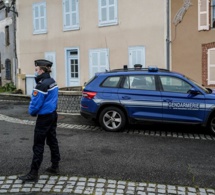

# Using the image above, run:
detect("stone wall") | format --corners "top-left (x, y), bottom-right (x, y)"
top-left (0, 90), bottom-right (82, 113)
top-left (57, 91), bottom-right (82, 113)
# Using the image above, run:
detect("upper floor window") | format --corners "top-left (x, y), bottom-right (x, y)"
top-left (63, 0), bottom-right (80, 31)
top-left (98, 0), bottom-right (118, 27)
top-left (32, 2), bottom-right (47, 34)
top-left (5, 26), bottom-right (9, 46)
top-left (212, 0), bottom-right (215, 28)
top-left (198, 0), bottom-right (215, 30)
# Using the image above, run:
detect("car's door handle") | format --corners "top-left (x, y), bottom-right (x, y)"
top-left (122, 96), bottom-right (131, 100)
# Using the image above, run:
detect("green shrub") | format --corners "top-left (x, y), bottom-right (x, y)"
top-left (0, 82), bottom-right (16, 93)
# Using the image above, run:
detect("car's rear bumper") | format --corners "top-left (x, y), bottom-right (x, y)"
top-left (80, 110), bottom-right (96, 120)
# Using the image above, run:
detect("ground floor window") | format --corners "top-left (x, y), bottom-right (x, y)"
top-left (89, 48), bottom-right (109, 78)
top-left (128, 46), bottom-right (145, 68)
top-left (5, 59), bottom-right (11, 80)
top-left (202, 42), bottom-right (215, 86)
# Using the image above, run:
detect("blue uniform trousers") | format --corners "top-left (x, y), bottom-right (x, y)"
top-left (31, 111), bottom-right (61, 171)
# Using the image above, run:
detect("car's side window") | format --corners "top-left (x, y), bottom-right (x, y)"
top-left (101, 76), bottom-right (121, 87)
top-left (123, 75), bottom-right (155, 90)
top-left (160, 76), bottom-right (192, 93)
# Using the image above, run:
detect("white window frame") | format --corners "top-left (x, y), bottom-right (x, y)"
top-left (128, 46), bottom-right (146, 68)
top-left (198, 0), bottom-right (209, 31)
top-left (63, 0), bottom-right (80, 31)
top-left (89, 48), bottom-right (109, 78)
top-left (98, 0), bottom-right (118, 27)
top-left (32, 1), bottom-right (47, 34)
top-left (208, 48), bottom-right (215, 85)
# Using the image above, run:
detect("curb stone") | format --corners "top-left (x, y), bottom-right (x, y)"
top-left (0, 175), bottom-right (214, 195)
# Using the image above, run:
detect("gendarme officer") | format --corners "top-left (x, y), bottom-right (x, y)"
top-left (19, 59), bottom-right (61, 182)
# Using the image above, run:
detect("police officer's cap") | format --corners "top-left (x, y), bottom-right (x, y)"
top-left (35, 59), bottom-right (53, 67)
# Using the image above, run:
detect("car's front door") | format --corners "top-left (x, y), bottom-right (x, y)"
top-left (118, 74), bottom-right (162, 121)
top-left (160, 75), bottom-right (206, 123)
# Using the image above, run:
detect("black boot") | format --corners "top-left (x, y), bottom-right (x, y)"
top-left (45, 164), bottom-right (59, 175)
top-left (19, 169), bottom-right (38, 182)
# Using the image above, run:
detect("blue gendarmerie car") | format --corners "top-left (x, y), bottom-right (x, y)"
top-left (80, 65), bottom-right (215, 134)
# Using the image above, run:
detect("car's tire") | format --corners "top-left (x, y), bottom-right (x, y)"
top-left (99, 107), bottom-right (126, 132)
top-left (207, 114), bottom-right (215, 135)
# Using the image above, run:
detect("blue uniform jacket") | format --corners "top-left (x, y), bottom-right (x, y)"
top-left (29, 73), bottom-right (58, 116)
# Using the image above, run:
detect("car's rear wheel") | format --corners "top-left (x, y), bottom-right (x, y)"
top-left (99, 107), bottom-right (126, 132)
top-left (208, 114), bottom-right (215, 135)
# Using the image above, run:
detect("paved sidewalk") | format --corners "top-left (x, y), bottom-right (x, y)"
top-left (0, 175), bottom-right (215, 195)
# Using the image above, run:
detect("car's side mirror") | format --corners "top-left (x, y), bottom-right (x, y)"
top-left (188, 88), bottom-right (200, 95)
top-left (206, 88), bottom-right (213, 93)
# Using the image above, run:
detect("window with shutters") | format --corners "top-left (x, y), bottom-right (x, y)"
top-left (89, 49), bottom-right (109, 78)
top-left (208, 48), bottom-right (215, 85)
top-left (32, 2), bottom-right (47, 34)
top-left (98, 0), bottom-right (118, 27)
top-left (128, 47), bottom-right (145, 68)
top-left (212, 0), bottom-right (215, 28)
top-left (63, 0), bottom-right (79, 31)
top-left (198, 0), bottom-right (209, 30)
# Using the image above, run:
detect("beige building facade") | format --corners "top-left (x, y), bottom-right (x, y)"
top-left (16, 0), bottom-right (168, 95)
top-left (171, 0), bottom-right (215, 86)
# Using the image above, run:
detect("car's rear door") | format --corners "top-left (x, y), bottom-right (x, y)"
top-left (118, 74), bottom-right (162, 121)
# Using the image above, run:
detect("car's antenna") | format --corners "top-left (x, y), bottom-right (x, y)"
top-left (105, 36), bottom-right (111, 71)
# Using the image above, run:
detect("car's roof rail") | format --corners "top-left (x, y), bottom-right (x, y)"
top-left (110, 66), bottom-right (170, 73)
top-left (110, 68), bottom-right (149, 72)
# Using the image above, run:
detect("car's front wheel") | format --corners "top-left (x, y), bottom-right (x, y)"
top-left (208, 114), bottom-right (215, 135)
top-left (99, 107), bottom-right (126, 132)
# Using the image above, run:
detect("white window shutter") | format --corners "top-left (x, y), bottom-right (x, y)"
top-left (90, 51), bottom-right (99, 78)
top-left (99, 51), bottom-right (109, 72)
top-left (89, 49), bottom-right (109, 78)
top-left (71, 0), bottom-right (79, 27)
top-left (45, 52), bottom-right (56, 80)
top-left (208, 48), bottom-right (215, 85)
top-left (129, 47), bottom-right (145, 68)
top-left (198, 0), bottom-right (209, 31)
top-left (63, 0), bottom-right (71, 29)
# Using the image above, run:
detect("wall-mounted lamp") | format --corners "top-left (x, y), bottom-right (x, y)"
top-left (3, 0), bottom-right (18, 17)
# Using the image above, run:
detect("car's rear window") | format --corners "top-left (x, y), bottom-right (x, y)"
top-left (101, 76), bottom-right (121, 88)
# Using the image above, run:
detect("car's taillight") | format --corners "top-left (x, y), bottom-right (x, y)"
top-left (82, 91), bottom-right (97, 99)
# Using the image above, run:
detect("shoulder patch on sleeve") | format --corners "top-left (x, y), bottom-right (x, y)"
top-left (33, 90), bottom-right (38, 96)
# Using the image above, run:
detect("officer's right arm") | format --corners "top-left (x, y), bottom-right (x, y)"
top-left (28, 89), bottom-right (45, 116)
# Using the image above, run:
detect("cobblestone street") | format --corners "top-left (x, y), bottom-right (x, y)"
top-left (0, 174), bottom-right (215, 195)
top-left (0, 113), bottom-right (215, 195)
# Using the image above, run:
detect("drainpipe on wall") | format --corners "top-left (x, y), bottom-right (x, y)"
top-left (12, 5), bottom-right (18, 88)
top-left (166, 0), bottom-right (170, 70)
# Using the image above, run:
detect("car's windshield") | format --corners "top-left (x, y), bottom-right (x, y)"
top-left (186, 76), bottom-right (211, 94)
